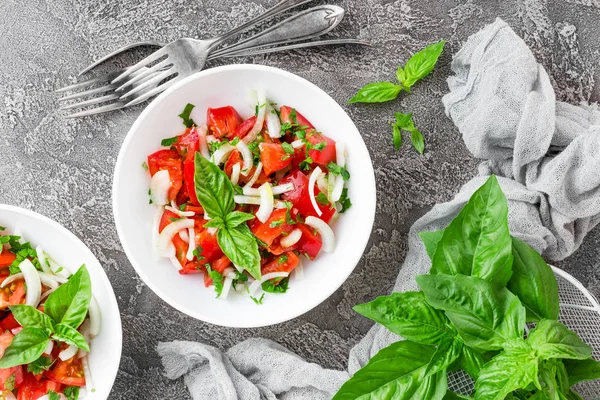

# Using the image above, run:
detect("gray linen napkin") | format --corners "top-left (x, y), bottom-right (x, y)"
top-left (158, 18), bottom-right (600, 399)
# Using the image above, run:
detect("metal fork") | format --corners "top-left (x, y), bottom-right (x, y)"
top-left (57, 5), bottom-right (357, 117)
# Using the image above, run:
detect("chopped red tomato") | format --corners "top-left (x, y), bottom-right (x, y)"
top-left (0, 280), bottom-right (26, 310)
top-left (261, 251), bottom-right (300, 275)
top-left (0, 332), bottom-right (14, 358)
top-left (259, 143), bottom-right (292, 176)
top-left (183, 204), bottom-right (204, 214)
top-left (45, 357), bottom-right (85, 387)
top-left (0, 252), bottom-right (16, 268)
top-left (147, 149), bottom-right (183, 201)
top-left (224, 150), bottom-right (243, 178)
top-left (16, 374), bottom-right (61, 400)
top-left (183, 157), bottom-right (200, 205)
top-left (250, 209), bottom-right (294, 246)
top-left (305, 131), bottom-right (336, 165)
top-left (233, 116), bottom-right (257, 140)
top-left (204, 255), bottom-right (231, 287)
top-left (194, 227), bottom-right (223, 264)
top-left (159, 210), bottom-right (189, 269)
top-left (172, 126), bottom-right (199, 157)
top-left (296, 224), bottom-right (323, 259)
top-left (0, 332), bottom-right (24, 392)
top-left (279, 171), bottom-right (335, 223)
top-left (207, 106), bottom-right (242, 138)
top-left (0, 313), bottom-right (20, 331)
top-left (158, 210), bottom-right (180, 232)
top-left (279, 106), bottom-right (315, 129)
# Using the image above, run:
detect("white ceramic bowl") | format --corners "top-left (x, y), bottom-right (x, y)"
top-left (113, 64), bottom-right (376, 328)
top-left (0, 205), bottom-right (122, 399)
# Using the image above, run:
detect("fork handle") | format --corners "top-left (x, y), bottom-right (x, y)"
top-left (210, 5), bottom-right (345, 57)
top-left (208, 0), bottom-right (314, 50)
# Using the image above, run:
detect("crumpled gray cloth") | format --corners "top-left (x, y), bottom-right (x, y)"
top-left (158, 18), bottom-right (600, 399)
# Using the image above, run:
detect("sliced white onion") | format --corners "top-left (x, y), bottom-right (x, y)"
top-left (207, 227), bottom-right (218, 235)
top-left (149, 169), bottom-right (171, 206)
top-left (234, 195), bottom-right (287, 209)
top-left (265, 103), bottom-right (282, 138)
top-left (178, 230), bottom-right (189, 243)
top-left (38, 272), bottom-right (68, 284)
top-left (331, 175), bottom-right (345, 202)
top-left (280, 228), bottom-right (302, 248)
top-left (244, 161), bottom-right (263, 188)
top-left (275, 164), bottom-right (291, 183)
top-left (40, 288), bottom-right (55, 302)
top-left (1, 390), bottom-right (16, 400)
top-left (317, 174), bottom-right (328, 194)
top-left (308, 167), bottom-right (324, 217)
top-left (206, 135), bottom-right (218, 144)
top-left (327, 172), bottom-right (336, 203)
top-left (168, 252), bottom-right (182, 271)
top-left (291, 139), bottom-right (304, 149)
top-left (1, 273), bottom-right (22, 288)
top-left (248, 272), bottom-right (290, 296)
top-left (3, 271), bottom-right (63, 291)
top-left (88, 296), bottom-right (101, 337)
top-left (236, 141), bottom-right (253, 176)
top-left (48, 258), bottom-right (71, 278)
top-left (59, 344), bottom-right (78, 361)
top-left (35, 246), bottom-right (52, 274)
top-left (81, 354), bottom-right (94, 394)
top-left (294, 260), bottom-right (304, 280)
top-left (211, 143), bottom-right (235, 165)
top-left (78, 320), bottom-right (91, 358)
top-left (243, 182), bottom-right (294, 196)
top-left (11, 228), bottom-right (25, 245)
top-left (336, 141), bottom-right (346, 167)
top-left (186, 227), bottom-right (195, 261)
top-left (157, 219), bottom-right (195, 257)
top-left (36, 395), bottom-right (66, 400)
top-left (38, 273), bottom-right (59, 290)
top-left (305, 216), bottom-right (335, 252)
top-left (20, 259), bottom-right (41, 307)
top-left (166, 205), bottom-right (194, 218)
top-left (256, 182), bottom-right (274, 223)
top-left (220, 276), bottom-right (234, 300)
top-left (152, 206), bottom-right (164, 260)
top-left (243, 89), bottom-right (267, 144)
top-left (230, 163), bottom-right (241, 186)
top-left (44, 340), bottom-right (54, 355)
top-left (198, 124), bottom-right (210, 159)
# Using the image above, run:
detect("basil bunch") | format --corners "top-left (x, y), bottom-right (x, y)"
top-left (194, 153), bottom-right (261, 280)
top-left (0, 265), bottom-right (91, 369)
top-left (334, 176), bottom-right (600, 399)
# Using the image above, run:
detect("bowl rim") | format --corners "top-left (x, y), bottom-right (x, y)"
top-left (113, 64), bottom-right (377, 327)
top-left (0, 203), bottom-right (123, 396)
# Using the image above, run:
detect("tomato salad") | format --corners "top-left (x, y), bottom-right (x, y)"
top-left (0, 227), bottom-right (100, 399)
top-left (146, 91), bottom-right (351, 302)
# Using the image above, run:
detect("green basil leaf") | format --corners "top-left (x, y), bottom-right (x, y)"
top-left (400, 41), bottom-right (446, 88)
top-left (52, 323), bottom-right (90, 352)
top-left (473, 349), bottom-right (538, 400)
top-left (392, 124), bottom-right (402, 151)
top-left (0, 328), bottom-right (49, 368)
top-left (507, 237), bottom-right (559, 322)
top-left (563, 358), bottom-right (600, 386)
top-left (44, 265), bottom-right (91, 329)
top-left (353, 291), bottom-right (455, 345)
top-left (194, 153), bottom-right (235, 219)
top-left (178, 103), bottom-right (196, 128)
top-left (348, 82), bottom-right (402, 104)
top-left (217, 224), bottom-right (261, 280)
top-left (63, 386), bottom-right (80, 400)
top-left (552, 360), bottom-right (570, 395)
top-left (528, 320), bottom-right (592, 360)
top-left (9, 304), bottom-right (55, 331)
top-left (205, 265), bottom-right (224, 297)
top-left (537, 360), bottom-right (561, 400)
top-left (566, 390), bottom-right (584, 400)
top-left (27, 355), bottom-right (54, 375)
top-left (204, 217), bottom-right (225, 229)
top-left (225, 211), bottom-right (255, 229)
top-left (457, 346), bottom-right (490, 380)
top-left (417, 274), bottom-right (525, 351)
top-left (411, 129), bottom-right (425, 154)
top-left (419, 230), bottom-right (445, 260)
top-left (332, 340), bottom-right (446, 400)
top-left (431, 175), bottom-right (514, 286)
top-left (424, 336), bottom-right (463, 376)
top-left (443, 392), bottom-right (473, 400)
top-left (160, 136), bottom-right (178, 147)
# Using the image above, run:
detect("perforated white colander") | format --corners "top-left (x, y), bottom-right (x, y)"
top-left (448, 267), bottom-right (600, 398)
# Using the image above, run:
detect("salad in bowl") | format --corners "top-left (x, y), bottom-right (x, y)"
top-left (146, 94), bottom-right (351, 301)
top-left (0, 206), bottom-right (121, 399)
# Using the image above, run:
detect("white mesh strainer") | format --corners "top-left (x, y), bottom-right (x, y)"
top-left (448, 266), bottom-right (600, 398)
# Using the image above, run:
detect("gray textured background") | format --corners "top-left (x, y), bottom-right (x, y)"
top-left (1, 0), bottom-right (599, 398)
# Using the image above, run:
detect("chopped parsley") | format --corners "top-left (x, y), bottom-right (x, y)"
top-left (281, 142), bottom-right (295, 155)
top-left (232, 270), bottom-right (248, 289)
top-left (250, 293), bottom-right (265, 305)
top-left (299, 157), bottom-right (313, 171)
top-left (270, 220), bottom-right (284, 228)
top-left (160, 136), bottom-right (178, 147)
top-left (262, 277), bottom-right (289, 293)
top-left (63, 387), bottom-right (80, 400)
top-left (179, 203), bottom-right (187, 211)
top-left (312, 142), bottom-right (327, 151)
top-left (141, 161), bottom-right (148, 171)
top-left (234, 185), bottom-right (244, 195)
top-left (148, 188), bottom-right (153, 205)
top-left (178, 103), bottom-right (197, 128)
top-left (315, 192), bottom-right (330, 206)
top-left (4, 373), bottom-right (15, 391)
top-left (278, 255), bottom-right (289, 264)
top-left (205, 265), bottom-right (224, 297)
top-left (27, 356), bottom-right (54, 375)
top-left (192, 246), bottom-right (204, 260)
top-left (47, 390), bottom-right (60, 400)
top-left (339, 188), bottom-right (352, 213)
top-left (327, 162), bottom-right (350, 181)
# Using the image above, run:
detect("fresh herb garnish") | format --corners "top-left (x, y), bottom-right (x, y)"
top-left (192, 246), bottom-right (204, 260)
top-left (47, 390), bottom-right (60, 400)
top-left (63, 386), bottom-right (80, 400)
top-left (327, 162), bottom-right (350, 181)
top-left (277, 255), bottom-right (289, 264)
top-left (333, 176), bottom-right (594, 400)
top-left (315, 192), bottom-right (330, 206)
top-left (299, 157), bottom-right (313, 171)
top-left (0, 265), bottom-right (91, 369)
top-left (27, 355), bottom-right (53, 374)
top-left (141, 161), bottom-right (148, 171)
top-left (391, 112), bottom-right (425, 154)
top-left (161, 136), bottom-right (178, 147)
top-left (250, 293), bottom-right (265, 305)
top-left (194, 154), bottom-right (261, 280)
top-left (262, 277), bottom-right (289, 293)
top-left (178, 103), bottom-right (197, 128)
top-left (205, 265), bottom-right (224, 297)
top-left (339, 188), bottom-right (352, 213)
top-left (270, 220), bottom-right (284, 228)
top-left (281, 142), bottom-right (295, 155)
top-left (312, 142), bottom-right (326, 151)
top-left (4, 373), bottom-right (15, 390)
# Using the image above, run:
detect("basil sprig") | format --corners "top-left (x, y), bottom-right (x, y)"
top-left (334, 176), bottom-right (598, 399)
top-left (0, 265), bottom-right (92, 369)
top-left (194, 153), bottom-right (261, 279)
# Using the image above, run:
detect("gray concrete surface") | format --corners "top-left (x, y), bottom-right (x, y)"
top-left (1, 0), bottom-right (599, 398)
